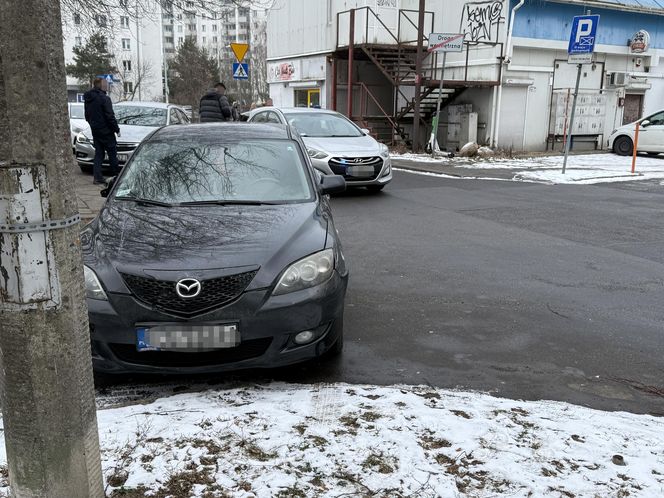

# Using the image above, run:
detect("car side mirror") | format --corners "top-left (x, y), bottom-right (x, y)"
top-left (320, 174), bottom-right (346, 195)
top-left (361, 128), bottom-right (371, 135)
top-left (640, 119), bottom-right (651, 127)
top-left (100, 177), bottom-right (116, 198)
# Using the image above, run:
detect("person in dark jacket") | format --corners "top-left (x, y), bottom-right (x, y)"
top-left (199, 82), bottom-right (232, 122)
top-left (84, 77), bottom-right (120, 184)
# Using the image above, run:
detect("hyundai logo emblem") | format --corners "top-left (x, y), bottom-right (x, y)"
top-left (175, 278), bottom-right (201, 299)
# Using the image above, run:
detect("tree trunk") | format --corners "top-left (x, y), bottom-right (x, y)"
top-left (0, 0), bottom-right (104, 496)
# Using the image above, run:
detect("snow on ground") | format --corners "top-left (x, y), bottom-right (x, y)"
top-left (392, 152), bottom-right (664, 185)
top-left (2, 383), bottom-right (663, 497)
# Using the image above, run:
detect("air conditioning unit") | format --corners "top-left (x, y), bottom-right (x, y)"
top-left (607, 72), bottom-right (627, 87)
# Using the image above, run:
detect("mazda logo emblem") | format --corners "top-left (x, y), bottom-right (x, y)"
top-left (175, 278), bottom-right (201, 299)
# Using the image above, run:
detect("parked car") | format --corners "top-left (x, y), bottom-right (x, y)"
top-left (69, 102), bottom-right (87, 151)
top-left (81, 123), bottom-right (348, 374)
top-left (608, 109), bottom-right (664, 156)
top-left (75, 102), bottom-right (190, 173)
top-left (248, 107), bottom-right (392, 191)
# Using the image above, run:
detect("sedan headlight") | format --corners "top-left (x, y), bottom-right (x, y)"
top-left (378, 143), bottom-right (390, 158)
top-left (307, 148), bottom-right (328, 160)
top-left (273, 249), bottom-right (335, 295)
top-left (76, 132), bottom-right (91, 144)
top-left (84, 265), bottom-right (107, 300)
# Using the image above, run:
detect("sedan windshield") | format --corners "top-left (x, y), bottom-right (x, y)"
top-left (114, 139), bottom-right (313, 204)
top-left (115, 106), bottom-right (167, 127)
top-left (285, 112), bottom-right (363, 138)
top-left (69, 104), bottom-right (85, 119)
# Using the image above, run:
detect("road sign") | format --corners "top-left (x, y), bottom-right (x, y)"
top-left (428, 33), bottom-right (464, 53)
top-left (567, 53), bottom-right (593, 64)
top-left (568, 15), bottom-right (600, 54)
top-left (76, 93), bottom-right (85, 103)
top-left (230, 42), bottom-right (249, 62)
top-left (97, 74), bottom-right (114, 85)
top-left (233, 62), bottom-right (249, 80)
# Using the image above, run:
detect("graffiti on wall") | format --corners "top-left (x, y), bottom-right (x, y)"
top-left (460, 0), bottom-right (504, 43)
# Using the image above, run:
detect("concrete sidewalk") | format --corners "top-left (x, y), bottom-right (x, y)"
top-left (72, 164), bottom-right (106, 224)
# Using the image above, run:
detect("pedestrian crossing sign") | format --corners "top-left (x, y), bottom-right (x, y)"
top-left (233, 62), bottom-right (249, 80)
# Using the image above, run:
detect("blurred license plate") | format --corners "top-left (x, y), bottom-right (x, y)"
top-left (347, 165), bottom-right (374, 177)
top-left (136, 323), bottom-right (240, 351)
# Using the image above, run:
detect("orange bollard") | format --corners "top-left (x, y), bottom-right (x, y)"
top-left (632, 122), bottom-right (640, 174)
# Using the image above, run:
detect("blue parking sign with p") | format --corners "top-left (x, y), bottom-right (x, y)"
top-left (568, 15), bottom-right (600, 54)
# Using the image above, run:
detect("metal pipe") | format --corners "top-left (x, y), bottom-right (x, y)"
top-left (331, 56), bottom-right (337, 111)
top-left (347, 9), bottom-right (355, 119)
top-left (411, 0), bottom-right (426, 152)
top-left (495, 0), bottom-right (525, 148)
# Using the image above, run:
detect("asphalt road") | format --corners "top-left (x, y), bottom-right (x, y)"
top-left (96, 171), bottom-right (664, 415)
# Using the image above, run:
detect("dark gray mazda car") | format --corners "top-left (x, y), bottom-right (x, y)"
top-left (81, 123), bottom-right (348, 374)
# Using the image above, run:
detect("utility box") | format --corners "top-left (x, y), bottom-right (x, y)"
top-left (446, 104), bottom-right (473, 150)
top-left (460, 112), bottom-right (478, 145)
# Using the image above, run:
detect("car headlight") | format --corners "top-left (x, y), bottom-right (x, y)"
top-left (76, 132), bottom-right (91, 144)
top-left (378, 143), bottom-right (390, 158)
top-left (273, 249), bottom-right (335, 295)
top-left (307, 148), bottom-right (328, 160)
top-left (84, 265), bottom-right (107, 300)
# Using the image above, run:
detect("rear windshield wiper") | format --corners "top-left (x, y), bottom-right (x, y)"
top-left (114, 196), bottom-right (174, 207)
top-left (179, 200), bottom-right (278, 206)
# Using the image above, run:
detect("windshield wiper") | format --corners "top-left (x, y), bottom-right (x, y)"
top-left (179, 200), bottom-right (278, 206)
top-left (114, 196), bottom-right (174, 207)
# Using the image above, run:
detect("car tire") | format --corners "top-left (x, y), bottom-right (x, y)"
top-left (79, 164), bottom-right (93, 174)
top-left (366, 185), bottom-right (385, 193)
top-left (613, 136), bottom-right (633, 156)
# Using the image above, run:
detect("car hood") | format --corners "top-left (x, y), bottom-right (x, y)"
top-left (75, 123), bottom-right (157, 143)
top-left (303, 135), bottom-right (381, 156)
top-left (85, 200), bottom-right (328, 292)
top-left (70, 118), bottom-right (87, 133)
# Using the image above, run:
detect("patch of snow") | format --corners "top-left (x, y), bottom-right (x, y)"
top-left (2, 383), bottom-right (662, 497)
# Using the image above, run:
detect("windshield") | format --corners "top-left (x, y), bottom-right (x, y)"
top-left (114, 139), bottom-right (313, 204)
top-left (69, 104), bottom-right (85, 119)
top-left (285, 112), bottom-right (363, 138)
top-left (114, 106), bottom-right (168, 127)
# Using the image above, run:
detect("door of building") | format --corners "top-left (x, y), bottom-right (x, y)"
top-left (623, 94), bottom-right (643, 125)
top-left (295, 88), bottom-right (320, 108)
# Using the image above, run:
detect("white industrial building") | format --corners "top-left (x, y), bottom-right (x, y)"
top-left (266, 0), bottom-right (664, 152)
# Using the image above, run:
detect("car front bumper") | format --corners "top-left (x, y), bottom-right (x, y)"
top-left (75, 141), bottom-right (137, 168)
top-left (88, 271), bottom-right (348, 374)
top-left (310, 156), bottom-right (392, 187)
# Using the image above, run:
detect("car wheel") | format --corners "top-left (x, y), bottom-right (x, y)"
top-left (366, 185), bottom-right (385, 193)
top-left (613, 136), bottom-right (633, 156)
top-left (79, 164), bottom-right (93, 174)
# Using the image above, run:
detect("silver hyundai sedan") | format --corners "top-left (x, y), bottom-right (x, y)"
top-left (248, 107), bottom-right (392, 192)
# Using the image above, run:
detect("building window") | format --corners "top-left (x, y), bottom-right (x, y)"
top-left (201, 24), bottom-right (206, 32)
top-left (188, 24), bottom-right (196, 31)
top-left (213, 36), bottom-right (218, 43)
top-left (120, 16), bottom-right (130, 29)
top-left (177, 14), bottom-right (182, 20)
top-left (74, 13), bottom-right (81, 25)
top-left (122, 38), bottom-right (131, 50)
top-left (164, 25), bottom-right (173, 32)
top-left (177, 25), bottom-right (183, 32)
top-left (212, 24), bottom-right (218, 32)
top-left (75, 36), bottom-right (82, 46)
top-left (178, 36), bottom-right (183, 44)
top-left (122, 60), bottom-right (132, 71)
top-left (95, 15), bottom-right (107, 27)
top-left (166, 36), bottom-right (174, 44)
top-left (202, 36), bottom-right (206, 43)
top-left (123, 81), bottom-right (133, 94)
top-left (119, 0), bottom-right (128, 7)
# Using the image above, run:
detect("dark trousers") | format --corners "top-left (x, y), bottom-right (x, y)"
top-left (92, 132), bottom-right (119, 181)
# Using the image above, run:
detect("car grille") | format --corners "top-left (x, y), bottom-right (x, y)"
top-left (117, 143), bottom-right (139, 152)
top-left (328, 156), bottom-right (383, 181)
top-left (121, 270), bottom-right (257, 317)
top-left (108, 338), bottom-right (272, 367)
